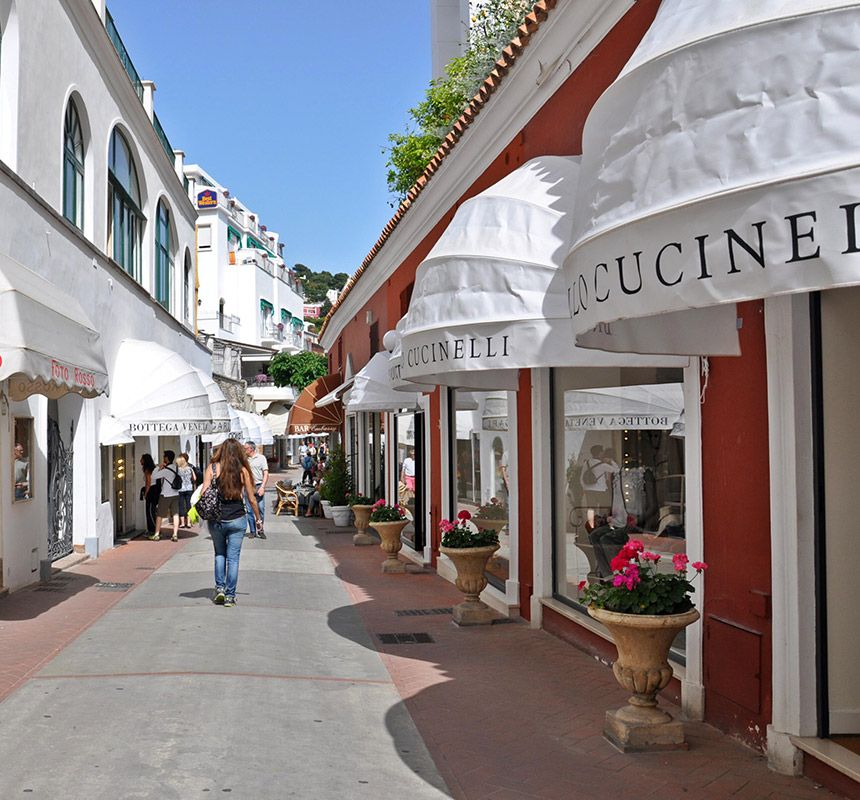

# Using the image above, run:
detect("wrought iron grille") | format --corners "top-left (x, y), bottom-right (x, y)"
top-left (47, 418), bottom-right (74, 561)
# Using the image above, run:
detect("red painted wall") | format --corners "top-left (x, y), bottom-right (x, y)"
top-left (700, 300), bottom-right (773, 749)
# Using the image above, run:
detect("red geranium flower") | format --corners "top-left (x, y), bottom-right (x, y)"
top-left (457, 510), bottom-right (472, 521)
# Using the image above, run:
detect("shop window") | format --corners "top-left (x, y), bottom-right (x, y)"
top-left (551, 367), bottom-right (686, 653)
top-left (62, 99), bottom-right (84, 229)
top-left (396, 411), bottom-right (423, 550)
top-left (154, 200), bottom-right (173, 310)
top-left (13, 417), bottom-right (33, 502)
top-left (107, 128), bottom-right (143, 278)
top-left (450, 390), bottom-right (511, 589)
top-left (100, 445), bottom-right (111, 503)
top-left (198, 224), bottom-right (212, 250)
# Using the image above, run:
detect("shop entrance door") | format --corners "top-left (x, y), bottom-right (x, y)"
top-left (396, 411), bottom-right (425, 552)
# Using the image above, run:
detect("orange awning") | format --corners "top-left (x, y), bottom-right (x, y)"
top-left (286, 373), bottom-right (344, 435)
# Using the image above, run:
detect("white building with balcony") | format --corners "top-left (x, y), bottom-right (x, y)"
top-left (183, 164), bottom-right (306, 354)
top-left (0, 0), bottom-right (219, 593)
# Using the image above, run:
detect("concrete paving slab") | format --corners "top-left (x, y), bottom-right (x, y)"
top-left (154, 548), bottom-right (335, 576)
top-left (37, 605), bottom-right (389, 682)
top-left (0, 675), bottom-right (450, 800)
top-left (116, 571), bottom-right (352, 611)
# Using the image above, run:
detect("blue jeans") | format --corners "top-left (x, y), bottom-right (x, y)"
top-left (210, 517), bottom-right (246, 598)
top-left (245, 486), bottom-right (265, 535)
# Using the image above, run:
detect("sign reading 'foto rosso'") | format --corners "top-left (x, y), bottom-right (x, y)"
top-left (52, 359), bottom-right (96, 391)
top-left (197, 189), bottom-right (218, 210)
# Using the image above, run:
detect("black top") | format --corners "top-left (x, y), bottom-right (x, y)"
top-left (212, 465), bottom-right (246, 521)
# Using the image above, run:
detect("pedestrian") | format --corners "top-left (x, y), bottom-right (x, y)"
top-left (139, 453), bottom-right (159, 534)
top-left (298, 440), bottom-right (308, 463)
top-left (175, 454), bottom-right (195, 529)
top-left (305, 478), bottom-right (323, 517)
top-left (243, 440), bottom-right (269, 539)
top-left (149, 450), bottom-right (182, 542)
top-left (201, 438), bottom-right (261, 607)
top-left (301, 449), bottom-right (314, 485)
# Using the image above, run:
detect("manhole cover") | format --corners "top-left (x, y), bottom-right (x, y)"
top-left (94, 582), bottom-right (134, 592)
top-left (377, 633), bottom-right (435, 644)
top-left (394, 608), bottom-right (452, 617)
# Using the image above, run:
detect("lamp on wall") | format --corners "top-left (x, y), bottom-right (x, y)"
top-left (365, 310), bottom-right (374, 325)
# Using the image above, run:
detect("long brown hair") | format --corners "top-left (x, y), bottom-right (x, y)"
top-left (211, 438), bottom-right (250, 499)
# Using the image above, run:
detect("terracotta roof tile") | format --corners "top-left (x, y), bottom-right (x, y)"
top-left (320, 0), bottom-right (557, 338)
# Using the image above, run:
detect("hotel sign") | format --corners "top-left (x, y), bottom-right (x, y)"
top-left (196, 189), bottom-right (218, 210)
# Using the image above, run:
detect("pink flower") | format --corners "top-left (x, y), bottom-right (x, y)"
top-left (610, 554), bottom-right (630, 572)
top-left (612, 574), bottom-right (627, 588)
top-left (672, 553), bottom-right (689, 572)
top-left (691, 561), bottom-right (708, 572)
top-left (641, 551), bottom-right (661, 562)
top-left (577, 580), bottom-right (587, 591)
top-left (626, 539), bottom-right (645, 554)
top-left (372, 499), bottom-right (384, 509)
top-left (457, 510), bottom-right (472, 521)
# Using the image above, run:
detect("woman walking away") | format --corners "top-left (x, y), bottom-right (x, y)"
top-left (200, 439), bottom-right (261, 607)
top-left (140, 454), bottom-right (158, 534)
top-left (176, 454), bottom-right (195, 529)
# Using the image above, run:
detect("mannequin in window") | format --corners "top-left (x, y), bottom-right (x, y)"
top-left (587, 449), bottom-right (630, 577)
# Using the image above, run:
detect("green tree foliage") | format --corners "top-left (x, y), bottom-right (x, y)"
top-left (320, 446), bottom-right (353, 506)
top-left (268, 351), bottom-right (328, 391)
top-left (294, 263), bottom-right (349, 305)
top-left (385, 0), bottom-right (533, 199)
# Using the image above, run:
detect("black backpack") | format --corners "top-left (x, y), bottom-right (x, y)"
top-left (191, 464), bottom-right (204, 487)
top-left (581, 459), bottom-right (599, 486)
top-left (164, 466), bottom-right (183, 491)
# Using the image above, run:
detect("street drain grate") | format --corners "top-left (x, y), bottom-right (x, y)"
top-left (135, 566), bottom-right (156, 570)
top-left (35, 585), bottom-right (69, 592)
top-left (395, 608), bottom-right (453, 617)
top-left (94, 582), bottom-right (134, 592)
top-left (377, 633), bottom-right (435, 645)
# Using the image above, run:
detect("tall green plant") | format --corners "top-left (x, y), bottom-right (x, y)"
top-left (320, 446), bottom-right (353, 506)
top-left (268, 351), bottom-right (327, 390)
top-left (385, 0), bottom-right (533, 199)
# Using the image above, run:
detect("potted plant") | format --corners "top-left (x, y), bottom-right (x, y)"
top-left (438, 510), bottom-right (500, 625)
top-left (368, 500), bottom-right (409, 573)
top-left (473, 497), bottom-right (508, 533)
top-left (349, 494), bottom-right (376, 546)
top-left (581, 541), bottom-right (707, 752)
top-left (320, 447), bottom-right (352, 527)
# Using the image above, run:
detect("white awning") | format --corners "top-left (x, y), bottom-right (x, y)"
top-left (386, 321), bottom-right (430, 394)
top-left (566, 0), bottom-right (860, 355)
top-left (255, 413), bottom-right (275, 445)
top-left (346, 352), bottom-right (421, 413)
top-left (110, 340), bottom-right (212, 435)
top-left (0, 253), bottom-right (109, 400)
top-left (202, 405), bottom-right (243, 445)
top-left (98, 415), bottom-right (134, 446)
top-left (193, 367), bottom-right (231, 433)
top-left (400, 157), bottom-right (685, 388)
top-left (234, 410), bottom-right (274, 445)
top-left (262, 401), bottom-right (290, 436)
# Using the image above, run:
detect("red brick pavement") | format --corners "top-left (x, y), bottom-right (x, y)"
top-left (306, 517), bottom-right (845, 800)
top-left (0, 529), bottom-right (195, 702)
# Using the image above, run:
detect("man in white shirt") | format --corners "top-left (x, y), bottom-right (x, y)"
top-left (149, 450), bottom-right (181, 542)
top-left (244, 441), bottom-right (269, 539)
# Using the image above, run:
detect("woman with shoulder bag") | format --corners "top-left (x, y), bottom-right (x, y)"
top-left (139, 453), bottom-right (159, 534)
top-left (199, 439), bottom-right (262, 607)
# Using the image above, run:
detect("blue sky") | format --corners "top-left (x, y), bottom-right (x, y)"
top-left (106, 1), bottom-right (431, 276)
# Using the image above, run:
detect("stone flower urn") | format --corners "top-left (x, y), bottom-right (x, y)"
top-left (439, 544), bottom-right (500, 625)
top-left (369, 520), bottom-right (409, 573)
top-left (473, 518), bottom-right (507, 533)
top-left (351, 504), bottom-right (375, 546)
top-left (588, 605), bottom-right (700, 752)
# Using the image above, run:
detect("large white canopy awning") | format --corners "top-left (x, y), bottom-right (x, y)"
top-left (193, 367), bottom-right (231, 433)
top-left (235, 410), bottom-right (275, 446)
top-left (0, 253), bottom-right (109, 400)
top-left (110, 340), bottom-right (212, 436)
top-left (386, 322), bottom-right (431, 394)
top-left (565, 0), bottom-right (860, 356)
top-left (400, 157), bottom-right (684, 388)
top-left (316, 377), bottom-right (353, 408)
top-left (346, 352), bottom-right (421, 413)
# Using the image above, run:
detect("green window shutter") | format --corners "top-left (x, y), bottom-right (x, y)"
top-left (260, 299), bottom-right (274, 313)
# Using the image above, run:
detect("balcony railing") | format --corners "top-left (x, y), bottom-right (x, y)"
top-left (152, 112), bottom-right (173, 162)
top-left (262, 322), bottom-right (285, 343)
top-left (199, 312), bottom-right (241, 334)
top-left (238, 248), bottom-right (275, 277)
top-left (105, 10), bottom-right (143, 102)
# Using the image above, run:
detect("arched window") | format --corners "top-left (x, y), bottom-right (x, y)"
top-left (63, 100), bottom-right (84, 229)
top-left (154, 200), bottom-right (172, 309)
top-left (107, 128), bottom-right (143, 278)
top-left (183, 249), bottom-right (192, 323)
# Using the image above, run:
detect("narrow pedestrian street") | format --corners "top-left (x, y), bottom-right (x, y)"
top-left (0, 483), bottom-right (844, 799)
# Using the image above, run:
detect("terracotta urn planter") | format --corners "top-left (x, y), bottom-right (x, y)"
top-left (439, 544), bottom-right (500, 625)
top-left (351, 504), bottom-right (375, 546)
top-left (369, 519), bottom-right (409, 573)
top-left (588, 605), bottom-right (700, 752)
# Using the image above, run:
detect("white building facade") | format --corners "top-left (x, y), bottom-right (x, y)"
top-left (0, 0), bottom-right (213, 593)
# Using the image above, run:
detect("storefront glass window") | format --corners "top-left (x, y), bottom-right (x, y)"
top-left (451, 390), bottom-right (512, 589)
top-left (396, 411), bottom-right (424, 550)
top-left (12, 417), bottom-right (33, 502)
top-left (552, 367), bottom-right (686, 651)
